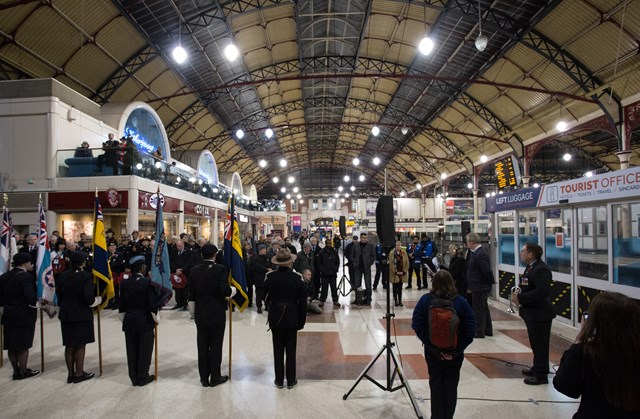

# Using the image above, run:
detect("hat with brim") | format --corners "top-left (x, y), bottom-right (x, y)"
top-left (12, 252), bottom-right (33, 266)
top-left (128, 255), bottom-right (146, 267)
top-left (271, 248), bottom-right (296, 266)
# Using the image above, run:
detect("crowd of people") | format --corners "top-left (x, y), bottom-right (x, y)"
top-left (2, 229), bottom-right (639, 418)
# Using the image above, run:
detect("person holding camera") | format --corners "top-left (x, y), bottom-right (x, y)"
top-left (554, 292), bottom-right (640, 418)
top-left (264, 248), bottom-right (307, 389)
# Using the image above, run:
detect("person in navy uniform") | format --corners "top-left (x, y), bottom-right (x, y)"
top-left (406, 235), bottom-right (422, 289)
top-left (512, 242), bottom-right (556, 385)
top-left (264, 248), bottom-right (307, 389)
top-left (187, 244), bottom-right (235, 387)
top-left (119, 255), bottom-right (159, 386)
top-left (56, 252), bottom-right (101, 383)
top-left (0, 253), bottom-right (39, 380)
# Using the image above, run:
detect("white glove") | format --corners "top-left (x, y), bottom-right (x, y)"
top-left (118, 312), bottom-right (125, 322)
top-left (151, 311), bottom-right (159, 324)
top-left (35, 300), bottom-right (43, 309)
top-left (228, 286), bottom-right (237, 299)
top-left (188, 301), bottom-right (195, 317)
top-left (90, 296), bottom-right (102, 308)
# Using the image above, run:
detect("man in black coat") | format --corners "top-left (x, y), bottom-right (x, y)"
top-left (512, 242), bottom-right (556, 385)
top-left (343, 235), bottom-right (358, 288)
top-left (188, 244), bottom-right (234, 387)
top-left (264, 248), bottom-right (307, 389)
top-left (465, 233), bottom-right (494, 338)
top-left (248, 244), bottom-right (270, 313)
top-left (0, 253), bottom-right (39, 380)
top-left (170, 239), bottom-right (201, 310)
top-left (119, 255), bottom-right (158, 386)
top-left (318, 239), bottom-right (340, 308)
top-left (351, 233), bottom-right (376, 306)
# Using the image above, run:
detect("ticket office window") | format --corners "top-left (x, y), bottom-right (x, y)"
top-left (498, 212), bottom-right (515, 265)
top-left (612, 202), bottom-right (640, 288)
top-left (544, 208), bottom-right (571, 275)
top-left (576, 206), bottom-right (608, 280)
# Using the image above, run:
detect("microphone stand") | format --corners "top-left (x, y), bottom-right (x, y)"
top-left (343, 246), bottom-right (423, 418)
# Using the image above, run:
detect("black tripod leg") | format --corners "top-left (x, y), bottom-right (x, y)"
top-left (342, 344), bottom-right (388, 400)
top-left (388, 348), bottom-right (424, 418)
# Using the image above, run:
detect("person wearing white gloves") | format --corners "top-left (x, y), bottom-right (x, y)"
top-left (188, 244), bottom-right (235, 388)
top-left (119, 255), bottom-right (158, 386)
top-left (55, 251), bottom-right (101, 383)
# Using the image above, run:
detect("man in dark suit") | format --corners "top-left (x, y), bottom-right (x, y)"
top-left (119, 255), bottom-right (158, 386)
top-left (20, 234), bottom-right (39, 264)
top-left (351, 232), bottom-right (376, 306)
top-left (465, 233), bottom-right (494, 338)
top-left (170, 239), bottom-right (201, 310)
top-left (512, 242), bottom-right (556, 385)
top-left (188, 244), bottom-right (233, 387)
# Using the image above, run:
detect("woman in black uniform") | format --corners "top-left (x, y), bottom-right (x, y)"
top-left (0, 253), bottom-right (39, 380)
top-left (56, 252), bottom-right (101, 383)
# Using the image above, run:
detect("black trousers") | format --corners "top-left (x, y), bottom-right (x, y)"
top-left (174, 287), bottom-right (187, 307)
top-left (124, 329), bottom-right (154, 385)
top-left (524, 318), bottom-right (552, 378)
top-left (312, 272), bottom-right (321, 299)
top-left (426, 353), bottom-right (464, 419)
top-left (196, 322), bottom-right (226, 382)
top-left (246, 276), bottom-right (254, 306)
top-left (471, 290), bottom-right (492, 336)
top-left (255, 286), bottom-right (265, 309)
top-left (320, 275), bottom-right (338, 302)
top-left (408, 263), bottom-right (421, 287)
top-left (392, 282), bottom-right (403, 303)
top-left (272, 328), bottom-right (297, 385)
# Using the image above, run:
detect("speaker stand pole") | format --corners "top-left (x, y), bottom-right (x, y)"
top-left (343, 253), bottom-right (424, 419)
top-left (337, 238), bottom-right (352, 297)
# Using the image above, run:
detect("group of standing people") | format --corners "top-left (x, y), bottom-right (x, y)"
top-left (75, 133), bottom-right (142, 176)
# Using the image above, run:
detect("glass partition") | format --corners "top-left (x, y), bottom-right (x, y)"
top-left (612, 202), bottom-right (640, 287)
top-left (519, 209), bottom-right (539, 247)
top-left (577, 206), bottom-right (608, 280)
top-left (544, 208), bottom-right (571, 274)
top-left (498, 211), bottom-right (515, 265)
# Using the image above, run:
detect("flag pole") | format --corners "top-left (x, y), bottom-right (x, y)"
top-left (94, 188), bottom-right (104, 376)
top-left (154, 325), bottom-right (158, 380)
top-left (1, 193), bottom-right (7, 368)
top-left (38, 194), bottom-right (45, 372)
top-left (154, 186), bottom-right (160, 381)
top-left (228, 299), bottom-right (232, 379)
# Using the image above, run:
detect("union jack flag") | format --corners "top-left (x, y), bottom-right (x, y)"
top-left (36, 200), bottom-right (56, 304)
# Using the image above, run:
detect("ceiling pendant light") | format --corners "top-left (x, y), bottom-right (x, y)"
top-left (372, 156), bottom-right (381, 166)
top-left (259, 159), bottom-right (267, 168)
top-left (235, 129), bottom-right (244, 139)
top-left (401, 126), bottom-right (409, 135)
top-left (172, 45), bottom-right (187, 64)
top-left (279, 158), bottom-right (287, 168)
top-left (224, 44), bottom-right (239, 61)
top-left (343, 175), bottom-right (350, 182)
top-left (265, 128), bottom-right (274, 139)
top-left (475, 0), bottom-right (488, 52)
top-left (352, 157), bottom-right (360, 166)
top-left (359, 174), bottom-right (365, 182)
top-left (371, 126), bottom-right (380, 136)
top-left (480, 154), bottom-right (488, 163)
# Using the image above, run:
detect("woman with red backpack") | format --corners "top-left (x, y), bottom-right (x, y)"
top-left (411, 270), bottom-right (476, 419)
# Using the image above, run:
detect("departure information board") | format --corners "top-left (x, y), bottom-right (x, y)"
top-left (495, 155), bottom-right (521, 189)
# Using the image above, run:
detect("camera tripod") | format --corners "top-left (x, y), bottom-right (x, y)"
top-left (337, 237), bottom-right (353, 297)
top-left (343, 251), bottom-right (424, 418)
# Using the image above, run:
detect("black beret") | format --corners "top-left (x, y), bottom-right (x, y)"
top-left (201, 244), bottom-right (218, 255)
top-left (13, 252), bottom-right (33, 266)
top-left (69, 251), bottom-right (86, 264)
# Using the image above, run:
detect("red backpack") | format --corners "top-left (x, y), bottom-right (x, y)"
top-left (428, 295), bottom-right (460, 351)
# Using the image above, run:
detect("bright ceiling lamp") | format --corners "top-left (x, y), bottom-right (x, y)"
top-left (235, 129), bottom-right (244, 139)
top-left (401, 126), bottom-right (409, 135)
top-left (352, 157), bottom-right (360, 166)
top-left (334, 193), bottom-right (339, 198)
top-left (418, 36), bottom-right (434, 55)
top-left (416, 183), bottom-right (422, 190)
top-left (259, 159), bottom-right (267, 168)
top-left (344, 175), bottom-right (350, 182)
top-left (272, 176), bottom-right (279, 183)
top-left (563, 153), bottom-right (572, 161)
top-left (400, 191), bottom-right (406, 197)
top-left (467, 183), bottom-right (473, 189)
top-left (350, 185), bottom-right (355, 191)
top-left (338, 186), bottom-right (344, 192)
top-left (279, 158), bottom-right (287, 168)
top-left (475, 0), bottom-right (488, 52)
top-left (359, 174), bottom-right (365, 182)
top-left (372, 156), bottom-right (381, 166)
top-left (371, 126), bottom-right (380, 136)
top-left (224, 44), bottom-right (239, 61)
top-left (265, 128), bottom-right (274, 139)
top-left (345, 193), bottom-right (350, 198)
top-left (280, 187), bottom-right (286, 193)
top-left (440, 173), bottom-right (448, 180)
top-left (287, 176), bottom-right (295, 184)
top-left (296, 194), bottom-right (301, 199)
top-left (172, 45), bottom-right (187, 64)
top-left (556, 121), bottom-right (568, 132)
top-left (480, 154), bottom-right (488, 163)
top-left (293, 186), bottom-right (299, 193)
top-left (286, 194), bottom-right (291, 199)
top-left (585, 171), bottom-right (593, 178)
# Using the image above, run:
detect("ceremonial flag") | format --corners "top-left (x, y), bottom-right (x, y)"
top-left (150, 189), bottom-right (173, 307)
top-left (92, 195), bottom-right (115, 309)
top-left (1, 204), bottom-right (11, 275)
top-left (36, 200), bottom-right (56, 304)
top-left (224, 195), bottom-right (248, 312)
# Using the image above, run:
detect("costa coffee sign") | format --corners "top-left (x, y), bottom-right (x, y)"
top-left (183, 201), bottom-right (212, 217)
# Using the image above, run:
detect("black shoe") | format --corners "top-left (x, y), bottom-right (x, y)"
top-left (200, 379), bottom-right (210, 387)
top-left (524, 376), bottom-right (548, 385)
top-left (67, 375), bottom-right (74, 384)
top-left (372, 287), bottom-right (377, 291)
top-left (475, 334), bottom-right (485, 339)
top-left (15, 369), bottom-right (40, 380)
top-left (210, 375), bottom-right (229, 387)
top-left (405, 286), bottom-right (412, 289)
top-left (274, 379), bottom-right (284, 389)
top-left (287, 379), bottom-right (298, 389)
top-left (138, 375), bottom-right (155, 386)
top-left (180, 306), bottom-right (188, 311)
top-left (257, 307), bottom-right (263, 314)
top-left (522, 368), bottom-right (534, 377)
top-left (171, 305), bottom-right (180, 310)
top-left (73, 372), bottom-right (95, 383)
top-left (417, 286), bottom-right (422, 290)
top-left (485, 332), bottom-right (493, 337)
top-left (399, 301), bottom-right (403, 307)
top-left (318, 301), bottom-right (325, 308)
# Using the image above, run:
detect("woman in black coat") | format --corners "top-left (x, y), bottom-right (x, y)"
top-left (0, 253), bottom-right (39, 380)
top-left (56, 252), bottom-right (100, 383)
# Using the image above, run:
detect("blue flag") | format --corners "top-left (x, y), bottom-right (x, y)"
top-left (36, 201), bottom-right (56, 304)
top-left (151, 191), bottom-right (171, 289)
top-left (1, 205), bottom-right (11, 275)
top-left (224, 195), bottom-right (248, 312)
